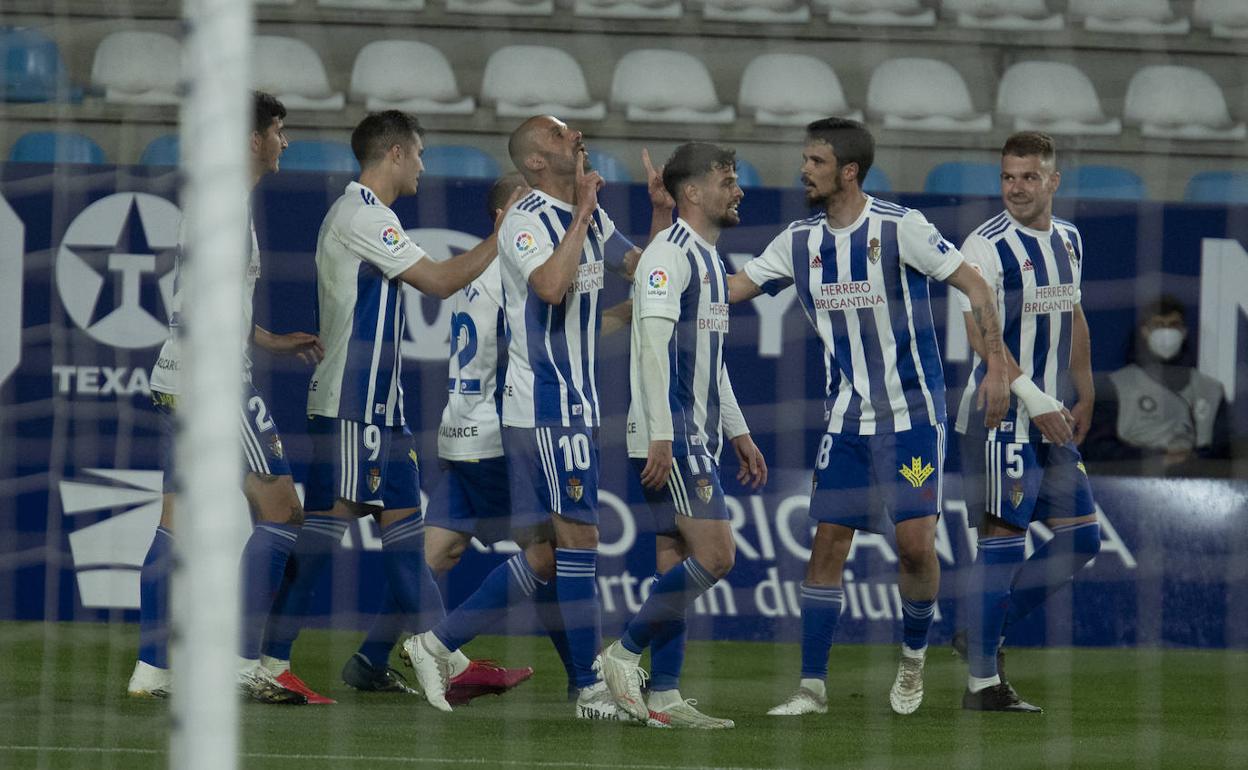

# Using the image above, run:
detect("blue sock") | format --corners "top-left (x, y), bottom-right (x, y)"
top-left (969, 535), bottom-right (1026, 679)
top-left (380, 515), bottom-right (445, 631)
top-left (1004, 520), bottom-right (1101, 631)
top-left (621, 558), bottom-right (717, 654)
top-left (261, 514), bottom-right (348, 661)
top-left (901, 598), bottom-right (936, 652)
top-left (555, 548), bottom-right (600, 689)
top-left (238, 522), bottom-right (298, 659)
top-left (647, 573), bottom-right (686, 692)
top-left (358, 588), bottom-right (403, 670)
top-left (138, 526), bottom-right (174, 668)
top-left (433, 553), bottom-right (544, 651)
top-left (533, 580), bottom-right (575, 685)
top-left (799, 583), bottom-right (845, 680)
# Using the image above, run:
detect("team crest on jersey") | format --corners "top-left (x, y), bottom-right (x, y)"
top-left (695, 477), bottom-right (714, 503)
top-left (1063, 239), bottom-right (1079, 264)
top-left (380, 226), bottom-right (408, 255)
top-left (1010, 482), bottom-right (1025, 509)
top-left (646, 268), bottom-right (669, 298)
top-left (514, 230), bottom-right (538, 255)
top-left (566, 477), bottom-right (584, 502)
top-left (268, 435), bottom-right (284, 460)
top-left (898, 457), bottom-right (934, 488)
top-left (868, 237), bottom-right (882, 264)
top-left (367, 467), bottom-right (382, 494)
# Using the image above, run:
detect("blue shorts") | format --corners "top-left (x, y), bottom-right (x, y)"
top-left (630, 454), bottom-right (729, 535)
top-left (425, 457), bottom-right (512, 545)
top-left (304, 416), bottom-right (421, 512)
top-left (809, 423), bottom-right (946, 534)
top-left (959, 432), bottom-right (1096, 529)
top-left (153, 385), bottom-right (292, 494)
top-left (502, 426), bottom-right (599, 530)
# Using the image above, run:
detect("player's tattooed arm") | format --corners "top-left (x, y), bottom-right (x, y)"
top-left (529, 151), bottom-right (602, 304)
top-left (252, 326), bottom-right (324, 365)
top-left (945, 261), bottom-right (1011, 428)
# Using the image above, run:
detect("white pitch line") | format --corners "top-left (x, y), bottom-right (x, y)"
top-left (0, 746), bottom-right (790, 770)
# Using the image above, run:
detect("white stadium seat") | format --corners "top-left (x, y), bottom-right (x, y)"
top-left (738, 54), bottom-right (861, 126)
top-left (446, 0), bottom-right (552, 17)
top-left (1194, 0), bottom-right (1248, 38)
top-left (610, 50), bottom-right (734, 124)
top-left (573, 0), bottom-right (682, 19)
top-left (91, 31), bottom-right (181, 106)
top-left (867, 58), bottom-right (991, 132)
top-left (942, 0), bottom-right (1063, 30)
top-left (252, 36), bottom-right (344, 111)
top-left (1070, 0), bottom-right (1189, 34)
top-left (319, 0), bottom-right (425, 10)
top-left (996, 62), bottom-right (1121, 135)
top-left (350, 41), bottom-right (474, 114)
top-left (823, 0), bottom-right (935, 26)
top-left (481, 46), bottom-right (604, 120)
top-left (703, 0), bottom-right (809, 23)
top-left (1124, 65), bottom-right (1246, 141)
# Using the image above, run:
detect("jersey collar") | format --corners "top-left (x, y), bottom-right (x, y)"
top-left (1003, 209), bottom-right (1053, 238)
top-left (673, 216), bottom-right (715, 252)
top-left (822, 195), bottom-right (873, 235)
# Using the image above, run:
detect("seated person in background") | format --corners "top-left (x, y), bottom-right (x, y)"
top-left (1084, 295), bottom-right (1231, 477)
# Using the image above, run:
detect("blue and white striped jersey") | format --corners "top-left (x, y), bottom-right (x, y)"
top-left (743, 197), bottom-right (963, 436)
top-left (626, 220), bottom-right (732, 460)
top-left (307, 182), bottom-right (428, 427)
top-left (438, 259), bottom-right (506, 460)
top-left (953, 211), bottom-right (1085, 443)
top-left (497, 189), bottom-right (635, 429)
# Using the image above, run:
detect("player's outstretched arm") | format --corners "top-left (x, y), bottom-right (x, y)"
top-left (398, 234), bottom-right (498, 299)
top-left (945, 262), bottom-right (1011, 428)
top-left (529, 152), bottom-right (603, 304)
top-left (727, 271), bottom-right (763, 304)
top-left (1069, 303), bottom-right (1095, 445)
top-left (252, 326), bottom-right (324, 365)
top-left (601, 299), bottom-right (632, 336)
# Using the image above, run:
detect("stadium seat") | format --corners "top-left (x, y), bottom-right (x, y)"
top-left (996, 62), bottom-right (1120, 135)
top-left (140, 135), bottom-right (180, 167)
top-left (611, 50), bottom-right (734, 124)
top-left (319, 0), bottom-right (425, 9)
top-left (280, 140), bottom-right (359, 173)
top-left (923, 162), bottom-right (1000, 197)
top-left (1194, 0), bottom-right (1248, 38)
top-left (1123, 65), bottom-right (1246, 141)
top-left (735, 158), bottom-right (763, 188)
top-left (10, 131), bottom-right (106, 164)
top-left (1055, 165), bottom-right (1147, 200)
top-left (91, 31), bottom-right (181, 106)
top-left (703, 0), bottom-right (809, 23)
top-left (1070, 0), bottom-right (1189, 34)
top-left (739, 54), bottom-right (861, 126)
top-left (251, 36), bottom-right (344, 111)
top-left (867, 59), bottom-right (991, 132)
top-left (447, 0), bottom-right (552, 16)
top-left (1184, 171), bottom-right (1248, 204)
top-left (573, 0), bottom-right (682, 18)
top-left (0, 26), bottom-right (77, 102)
top-left (350, 41), bottom-right (473, 114)
top-left (482, 46), bottom-right (604, 120)
top-left (420, 145), bottom-right (501, 179)
top-left (822, 0), bottom-right (935, 26)
top-left (588, 150), bottom-right (632, 182)
top-left (942, 0), bottom-right (1063, 30)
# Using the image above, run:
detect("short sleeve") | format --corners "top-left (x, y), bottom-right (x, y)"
top-left (499, 208), bottom-right (557, 282)
top-left (898, 209), bottom-right (963, 281)
top-left (742, 229), bottom-right (796, 296)
top-left (345, 206), bottom-right (427, 279)
top-left (1063, 225), bottom-right (1084, 305)
top-left (596, 208), bottom-right (637, 276)
top-left (633, 241), bottom-right (687, 322)
top-left (952, 233), bottom-right (1000, 312)
top-left (477, 259), bottom-right (504, 311)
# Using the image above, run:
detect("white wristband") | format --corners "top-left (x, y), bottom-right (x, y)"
top-left (1010, 375), bottom-right (1061, 417)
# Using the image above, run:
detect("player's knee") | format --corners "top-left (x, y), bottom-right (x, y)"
top-left (427, 542), bottom-right (465, 574)
top-left (525, 546), bottom-right (556, 582)
top-left (701, 548), bottom-right (735, 580)
top-left (896, 540), bottom-right (935, 575)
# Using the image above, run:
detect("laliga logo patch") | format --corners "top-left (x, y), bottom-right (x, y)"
top-left (646, 268), bottom-right (669, 298)
top-left (380, 225), bottom-right (408, 255)
top-left (514, 230), bottom-right (537, 255)
top-left (55, 193), bottom-right (181, 349)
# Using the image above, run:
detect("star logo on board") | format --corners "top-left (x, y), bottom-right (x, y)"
top-left (566, 477), bottom-right (584, 502)
top-left (898, 457), bottom-right (934, 488)
top-left (55, 193), bottom-right (181, 349)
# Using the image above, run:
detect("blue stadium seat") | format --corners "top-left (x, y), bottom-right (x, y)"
top-left (280, 140), bottom-right (360, 174)
top-left (588, 150), bottom-right (632, 182)
top-left (140, 135), bottom-right (180, 167)
top-left (1, 26), bottom-right (78, 102)
top-left (9, 131), bottom-right (105, 164)
top-left (1184, 171), bottom-right (1248, 204)
top-left (923, 161), bottom-right (1000, 197)
top-left (420, 145), bottom-right (501, 179)
top-left (735, 158), bottom-right (763, 188)
top-left (1055, 165), bottom-right (1147, 200)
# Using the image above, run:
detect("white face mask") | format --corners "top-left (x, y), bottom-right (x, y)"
top-left (1147, 327), bottom-right (1184, 360)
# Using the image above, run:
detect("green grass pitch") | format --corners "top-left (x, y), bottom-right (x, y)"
top-left (1, 622), bottom-right (1245, 769)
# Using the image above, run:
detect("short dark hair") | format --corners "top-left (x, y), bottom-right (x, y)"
top-left (487, 171), bottom-right (527, 219)
top-left (252, 91), bottom-right (286, 136)
top-left (1002, 131), bottom-right (1056, 164)
top-left (1141, 294), bottom-right (1187, 325)
top-left (351, 110), bottom-right (425, 167)
top-left (662, 142), bottom-right (737, 202)
top-left (805, 117), bottom-right (874, 185)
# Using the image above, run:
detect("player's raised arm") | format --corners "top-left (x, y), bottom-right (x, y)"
top-left (729, 228), bottom-right (795, 304)
top-left (527, 150), bottom-right (603, 304)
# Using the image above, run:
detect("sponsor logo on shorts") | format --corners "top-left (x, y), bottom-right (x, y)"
top-left (409, 449), bottom-right (420, 469)
top-left (898, 457), bottom-right (934, 489)
top-left (1076, 460), bottom-right (1087, 476)
top-left (566, 477), bottom-right (584, 502)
